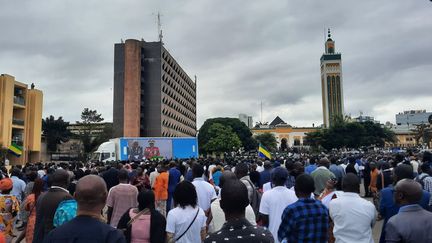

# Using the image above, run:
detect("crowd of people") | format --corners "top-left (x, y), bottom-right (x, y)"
top-left (0, 149), bottom-right (431, 242)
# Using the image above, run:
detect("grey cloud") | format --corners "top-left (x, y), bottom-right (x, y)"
top-left (0, 0), bottom-right (431, 128)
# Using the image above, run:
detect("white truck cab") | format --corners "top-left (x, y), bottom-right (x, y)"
top-left (91, 141), bottom-right (116, 163)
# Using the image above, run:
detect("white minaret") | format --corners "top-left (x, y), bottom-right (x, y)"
top-left (320, 29), bottom-right (344, 127)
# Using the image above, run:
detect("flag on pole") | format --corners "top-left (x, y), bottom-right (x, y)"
top-left (8, 143), bottom-right (22, 157)
top-left (258, 144), bottom-right (271, 159)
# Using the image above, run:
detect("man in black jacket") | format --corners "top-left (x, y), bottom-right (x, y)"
top-left (33, 169), bottom-right (73, 243)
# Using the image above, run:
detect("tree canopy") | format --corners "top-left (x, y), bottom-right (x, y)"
top-left (201, 123), bottom-right (242, 155)
top-left (198, 117), bottom-right (257, 153)
top-left (254, 132), bottom-right (278, 151)
top-left (76, 108), bottom-right (109, 157)
top-left (305, 117), bottom-right (396, 150)
top-left (42, 115), bottom-right (72, 153)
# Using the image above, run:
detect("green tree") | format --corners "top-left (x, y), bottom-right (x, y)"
top-left (305, 120), bottom-right (396, 150)
top-left (76, 108), bottom-right (106, 158)
top-left (42, 116), bottom-right (72, 153)
top-left (201, 123), bottom-right (241, 155)
top-left (254, 132), bottom-right (278, 151)
top-left (411, 124), bottom-right (432, 146)
top-left (198, 118), bottom-right (257, 153)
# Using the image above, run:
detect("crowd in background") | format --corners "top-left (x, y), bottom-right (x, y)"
top-left (0, 149), bottom-right (431, 242)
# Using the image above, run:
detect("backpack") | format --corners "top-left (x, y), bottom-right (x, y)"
top-left (415, 174), bottom-right (430, 189)
top-left (54, 199), bottom-right (77, 227)
top-left (244, 179), bottom-right (262, 218)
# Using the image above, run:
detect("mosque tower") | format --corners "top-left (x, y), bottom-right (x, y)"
top-left (320, 29), bottom-right (344, 127)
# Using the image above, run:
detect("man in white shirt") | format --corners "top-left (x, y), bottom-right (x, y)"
top-left (191, 164), bottom-right (217, 225)
top-left (149, 164), bottom-right (160, 188)
top-left (329, 173), bottom-right (376, 243)
top-left (259, 167), bottom-right (298, 243)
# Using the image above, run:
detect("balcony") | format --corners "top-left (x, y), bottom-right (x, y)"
top-left (12, 118), bottom-right (25, 126)
top-left (11, 138), bottom-right (23, 147)
top-left (13, 96), bottom-right (26, 106)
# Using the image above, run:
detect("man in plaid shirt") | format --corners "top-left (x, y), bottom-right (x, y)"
top-left (278, 174), bottom-right (329, 243)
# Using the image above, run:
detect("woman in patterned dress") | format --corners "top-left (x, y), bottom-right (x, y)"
top-left (0, 178), bottom-right (20, 243)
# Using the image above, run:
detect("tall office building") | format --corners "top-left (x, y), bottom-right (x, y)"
top-left (113, 39), bottom-right (197, 138)
top-left (238, 114), bottom-right (253, 128)
top-left (0, 74), bottom-right (43, 165)
top-left (320, 29), bottom-right (344, 127)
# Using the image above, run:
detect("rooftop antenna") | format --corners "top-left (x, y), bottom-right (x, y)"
top-left (157, 12), bottom-right (163, 44)
top-left (260, 101), bottom-right (263, 124)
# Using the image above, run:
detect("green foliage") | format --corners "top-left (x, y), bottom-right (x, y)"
top-left (201, 123), bottom-right (242, 155)
top-left (80, 108), bottom-right (104, 124)
top-left (254, 132), bottom-right (278, 151)
top-left (42, 116), bottom-right (72, 153)
top-left (305, 119), bottom-right (396, 150)
top-left (198, 118), bottom-right (257, 153)
top-left (411, 124), bottom-right (432, 145)
top-left (76, 108), bottom-right (108, 157)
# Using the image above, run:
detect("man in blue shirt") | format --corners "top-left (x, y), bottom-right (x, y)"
top-left (278, 174), bottom-right (328, 243)
top-left (305, 157), bottom-right (318, 174)
top-left (329, 157), bottom-right (345, 190)
top-left (379, 164), bottom-right (431, 243)
top-left (167, 161), bottom-right (181, 212)
top-left (259, 161), bottom-right (272, 188)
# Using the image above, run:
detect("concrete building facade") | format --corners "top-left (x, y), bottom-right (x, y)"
top-left (0, 74), bottom-right (43, 164)
top-left (113, 39), bottom-right (197, 138)
top-left (396, 110), bottom-right (432, 127)
top-left (251, 117), bottom-right (318, 149)
top-left (320, 29), bottom-right (344, 127)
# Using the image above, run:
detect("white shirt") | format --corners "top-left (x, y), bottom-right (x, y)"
top-left (262, 182), bottom-right (272, 193)
top-left (149, 171), bottom-right (159, 188)
top-left (411, 160), bottom-right (419, 174)
top-left (259, 186), bottom-right (298, 243)
top-left (256, 166), bottom-right (264, 173)
top-left (208, 198), bottom-right (256, 233)
top-left (192, 178), bottom-right (217, 211)
top-left (166, 206), bottom-right (207, 243)
top-left (329, 192), bottom-right (376, 243)
top-left (320, 191), bottom-right (344, 208)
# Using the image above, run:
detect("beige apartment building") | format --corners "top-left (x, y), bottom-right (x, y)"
top-left (0, 74), bottom-right (43, 165)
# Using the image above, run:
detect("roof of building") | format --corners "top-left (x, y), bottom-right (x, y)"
top-left (269, 116), bottom-right (286, 127)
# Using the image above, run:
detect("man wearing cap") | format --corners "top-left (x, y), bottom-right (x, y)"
top-left (259, 167), bottom-right (298, 242)
top-left (144, 140), bottom-right (160, 160)
top-left (0, 178), bottom-right (20, 242)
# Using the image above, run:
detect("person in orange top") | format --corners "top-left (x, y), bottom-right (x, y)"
top-left (153, 165), bottom-right (169, 217)
top-left (369, 162), bottom-right (380, 209)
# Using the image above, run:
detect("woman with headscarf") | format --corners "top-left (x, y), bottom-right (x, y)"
top-left (0, 178), bottom-right (20, 243)
top-left (117, 190), bottom-right (166, 243)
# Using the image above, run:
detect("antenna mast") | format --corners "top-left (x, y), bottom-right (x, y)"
top-left (157, 12), bottom-right (163, 43)
top-left (260, 101), bottom-right (263, 124)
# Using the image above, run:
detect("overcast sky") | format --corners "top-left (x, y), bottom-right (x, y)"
top-left (1, 1), bottom-right (431, 128)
